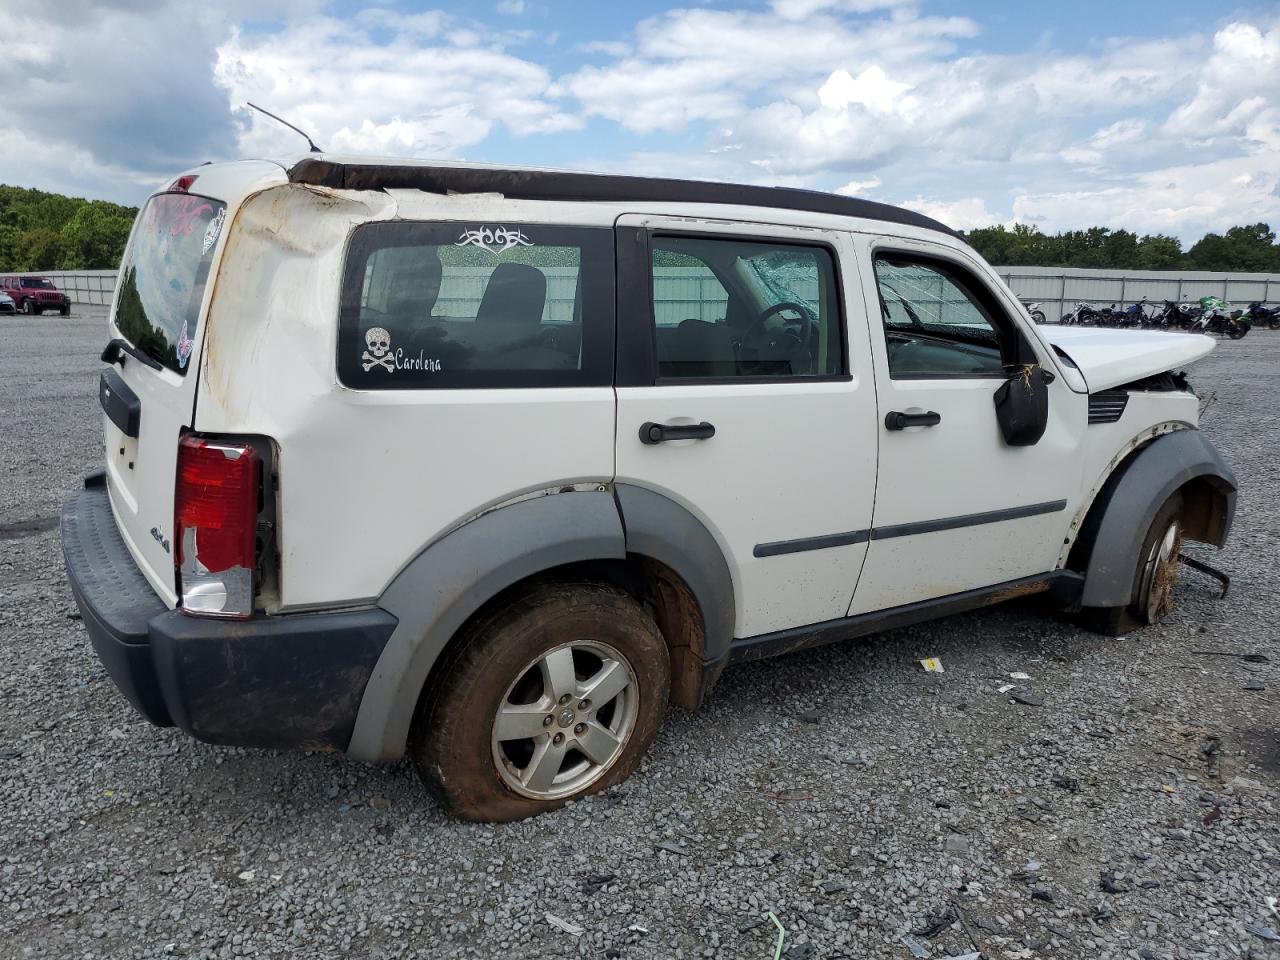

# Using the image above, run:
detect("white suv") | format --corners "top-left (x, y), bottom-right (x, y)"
top-left (62, 156), bottom-right (1236, 822)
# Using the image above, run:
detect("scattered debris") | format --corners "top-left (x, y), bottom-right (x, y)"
top-left (944, 834), bottom-right (969, 854)
top-left (582, 873), bottom-right (615, 896)
top-left (1099, 870), bottom-right (1130, 894)
top-left (1051, 775), bottom-right (1080, 793)
top-left (1190, 650), bottom-right (1268, 664)
top-left (739, 916), bottom-right (765, 933)
top-left (1010, 672), bottom-right (1031, 680)
top-left (1093, 902), bottom-right (1115, 922)
top-left (545, 913), bottom-right (584, 937)
top-left (1010, 690), bottom-right (1044, 707)
top-left (783, 944), bottom-right (815, 960)
top-left (946, 954), bottom-right (981, 960)
top-left (1243, 681), bottom-right (1266, 691)
top-left (818, 879), bottom-right (847, 895)
top-left (368, 796), bottom-right (391, 810)
top-left (919, 657), bottom-right (944, 673)
top-left (901, 935), bottom-right (929, 959)
top-left (1178, 556), bottom-right (1230, 597)
top-left (1244, 923), bottom-right (1280, 943)
top-left (914, 905), bottom-right (956, 938)
top-left (1031, 887), bottom-right (1055, 903)
top-left (1266, 896), bottom-right (1278, 917)
top-left (796, 709), bottom-right (823, 724)
top-left (655, 840), bottom-right (687, 856)
top-left (0, 747), bottom-right (22, 761)
top-left (1202, 806), bottom-right (1223, 826)
top-left (627, 924), bottom-right (648, 934)
top-left (236, 870), bottom-right (256, 882)
top-left (997, 684), bottom-right (1015, 694)
top-left (768, 912), bottom-right (786, 960)
top-left (1203, 737), bottom-right (1222, 779)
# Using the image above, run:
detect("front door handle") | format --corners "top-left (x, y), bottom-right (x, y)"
top-left (884, 410), bottom-right (941, 431)
top-left (639, 421), bottom-right (716, 444)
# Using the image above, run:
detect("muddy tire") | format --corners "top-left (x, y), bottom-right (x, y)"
top-left (1079, 492), bottom-right (1184, 637)
top-left (410, 582), bottom-right (670, 822)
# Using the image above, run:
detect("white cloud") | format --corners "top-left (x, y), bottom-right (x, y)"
top-left (836, 176), bottom-right (881, 195)
top-left (902, 197), bottom-right (1002, 231)
top-left (215, 16), bottom-right (578, 160)
top-left (497, 0), bottom-right (526, 15)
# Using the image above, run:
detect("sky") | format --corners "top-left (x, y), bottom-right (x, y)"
top-left (1, 0), bottom-right (1277, 240)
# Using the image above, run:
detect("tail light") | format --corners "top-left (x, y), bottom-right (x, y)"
top-left (175, 434), bottom-right (261, 618)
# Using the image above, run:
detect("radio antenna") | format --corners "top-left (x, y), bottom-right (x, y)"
top-left (245, 102), bottom-right (322, 153)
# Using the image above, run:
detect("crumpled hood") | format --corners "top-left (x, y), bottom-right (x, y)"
top-left (1040, 326), bottom-right (1215, 392)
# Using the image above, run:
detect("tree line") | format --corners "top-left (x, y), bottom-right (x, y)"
top-left (963, 222), bottom-right (1280, 273)
top-left (3, 183), bottom-right (1280, 275)
top-left (0, 185), bottom-right (137, 272)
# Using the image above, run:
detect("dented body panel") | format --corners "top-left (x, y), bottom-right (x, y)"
top-left (1040, 326), bottom-right (1215, 393)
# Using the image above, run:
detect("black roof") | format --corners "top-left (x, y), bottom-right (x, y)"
top-left (288, 158), bottom-right (958, 238)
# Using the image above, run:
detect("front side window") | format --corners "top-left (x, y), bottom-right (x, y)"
top-left (650, 235), bottom-right (843, 380)
top-left (113, 192), bottom-right (227, 374)
top-left (22, 277), bottom-right (55, 289)
top-left (338, 223), bottom-right (614, 389)
top-left (874, 255), bottom-right (1010, 378)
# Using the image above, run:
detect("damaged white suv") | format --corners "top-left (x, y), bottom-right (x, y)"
top-left (62, 156), bottom-right (1236, 822)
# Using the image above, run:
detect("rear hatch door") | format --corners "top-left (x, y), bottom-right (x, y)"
top-left (103, 191), bottom-right (229, 605)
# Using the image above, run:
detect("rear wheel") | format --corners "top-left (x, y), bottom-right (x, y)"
top-left (1079, 493), bottom-right (1183, 636)
top-left (1227, 322), bottom-right (1248, 340)
top-left (410, 582), bottom-right (670, 822)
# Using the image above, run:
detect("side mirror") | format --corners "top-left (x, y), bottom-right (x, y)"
top-left (993, 365), bottom-right (1049, 446)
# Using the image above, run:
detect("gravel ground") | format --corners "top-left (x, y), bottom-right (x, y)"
top-left (1, 311), bottom-right (1278, 960)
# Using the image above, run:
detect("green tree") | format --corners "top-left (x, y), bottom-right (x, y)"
top-left (15, 227), bottom-right (66, 270)
top-left (1135, 234), bottom-right (1183, 270)
top-left (58, 202), bottom-right (135, 269)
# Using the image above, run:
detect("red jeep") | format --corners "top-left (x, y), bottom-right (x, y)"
top-left (0, 275), bottom-right (71, 315)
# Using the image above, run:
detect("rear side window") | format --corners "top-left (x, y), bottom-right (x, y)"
top-left (338, 223), bottom-right (615, 389)
top-left (114, 192), bottom-right (227, 375)
top-left (649, 235), bottom-right (844, 381)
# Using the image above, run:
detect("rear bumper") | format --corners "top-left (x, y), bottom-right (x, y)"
top-left (61, 476), bottom-right (398, 751)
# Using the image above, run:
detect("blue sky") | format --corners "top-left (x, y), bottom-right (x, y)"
top-left (2, 0), bottom-right (1277, 239)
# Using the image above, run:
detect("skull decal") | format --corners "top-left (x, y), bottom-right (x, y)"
top-left (362, 327), bottom-right (394, 372)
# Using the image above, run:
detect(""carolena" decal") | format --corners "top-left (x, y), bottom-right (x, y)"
top-left (455, 226), bottom-right (533, 254)
top-left (361, 327), bottom-right (442, 374)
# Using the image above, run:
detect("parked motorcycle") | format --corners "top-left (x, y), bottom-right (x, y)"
top-left (1237, 301), bottom-right (1279, 331)
top-left (1190, 296), bottom-right (1249, 339)
top-left (1020, 299), bottom-right (1046, 324)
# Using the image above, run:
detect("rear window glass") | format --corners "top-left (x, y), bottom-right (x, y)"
top-left (113, 192), bottom-right (227, 375)
top-left (338, 222), bottom-right (615, 389)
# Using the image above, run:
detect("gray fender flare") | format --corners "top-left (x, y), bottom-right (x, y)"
top-left (1080, 430), bottom-right (1237, 608)
top-left (614, 484), bottom-right (736, 698)
top-left (346, 490), bottom-right (625, 763)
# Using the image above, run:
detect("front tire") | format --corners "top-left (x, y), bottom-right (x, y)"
top-left (59, 305), bottom-right (70, 317)
top-left (1079, 493), bottom-right (1183, 636)
top-left (410, 582), bottom-right (670, 822)
top-left (21, 299), bottom-right (34, 315)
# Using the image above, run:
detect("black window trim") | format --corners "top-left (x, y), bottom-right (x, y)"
top-left (871, 245), bottom-right (1037, 382)
top-left (617, 226), bottom-right (851, 388)
top-left (336, 220), bottom-right (616, 391)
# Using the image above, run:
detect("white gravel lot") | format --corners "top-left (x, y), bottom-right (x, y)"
top-left (1, 309), bottom-right (1277, 960)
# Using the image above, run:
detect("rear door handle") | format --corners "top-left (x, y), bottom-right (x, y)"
top-left (639, 421), bottom-right (716, 444)
top-left (884, 410), bottom-right (941, 431)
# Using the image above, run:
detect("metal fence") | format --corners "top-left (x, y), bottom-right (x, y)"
top-left (10, 266), bottom-right (1280, 322)
top-left (993, 266), bottom-right (1280, 323)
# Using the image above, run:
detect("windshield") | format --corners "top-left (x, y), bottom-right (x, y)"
top-left (22, 277), bottom-right (54, 289)
top-left (114, 192), bottom-right (227, 375)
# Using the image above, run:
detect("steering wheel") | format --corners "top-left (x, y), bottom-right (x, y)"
top-left (738, 301), bottom-right (815, 374)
